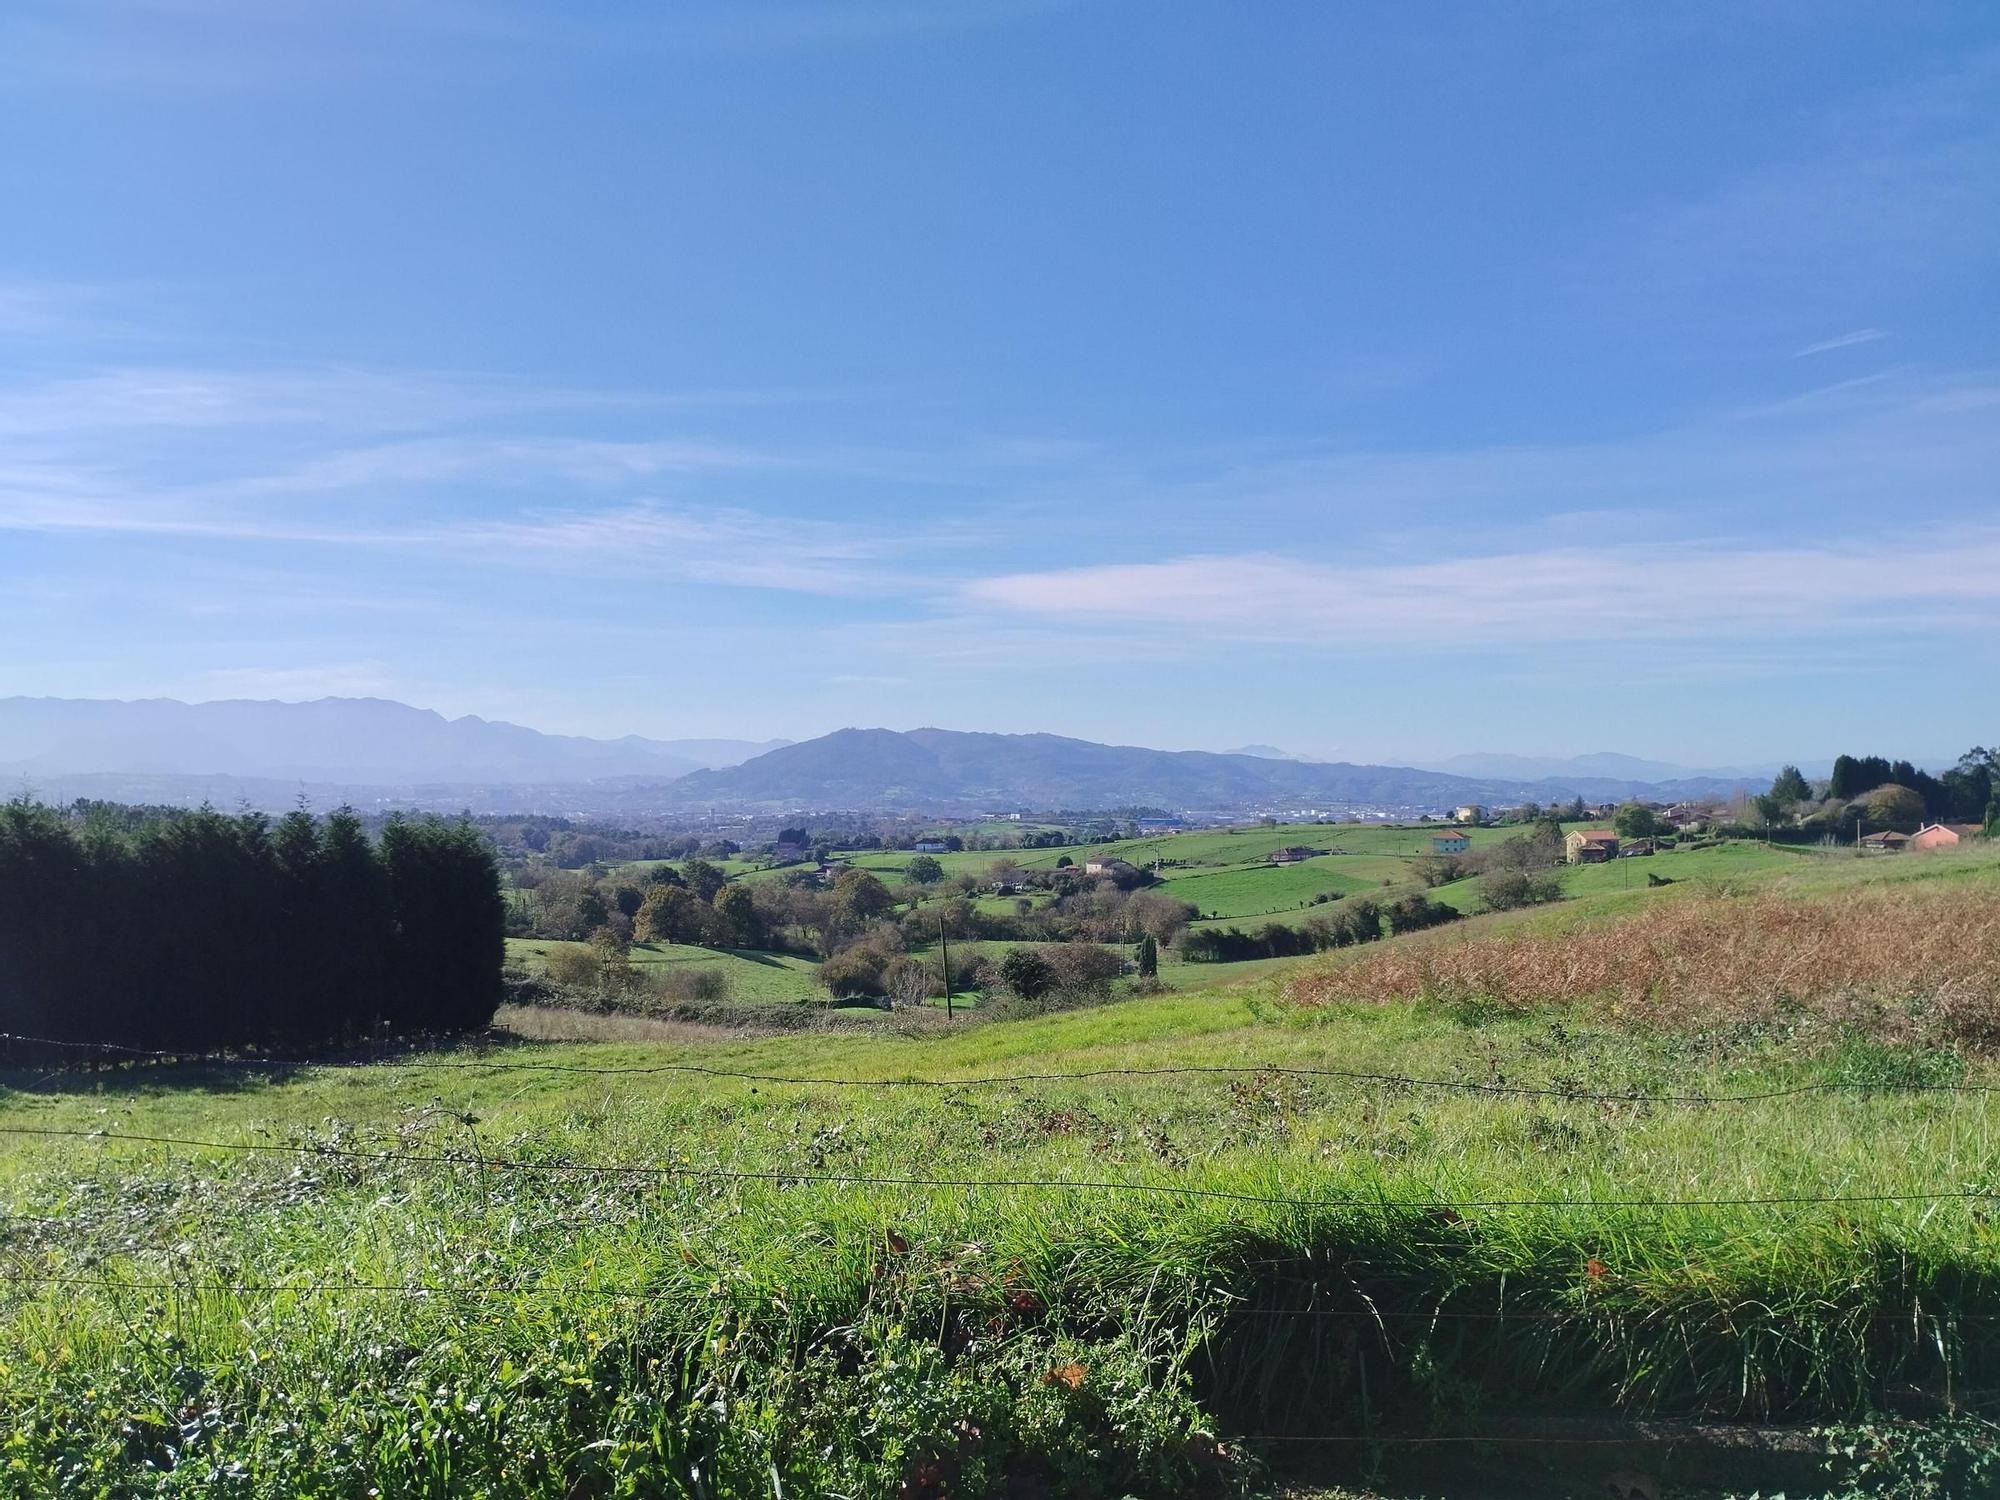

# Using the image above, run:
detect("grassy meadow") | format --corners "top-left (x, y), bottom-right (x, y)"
top-left (5, 842), bottom-right (2000, 1495)
top-left (506, 936), bottom-right (825, 1004)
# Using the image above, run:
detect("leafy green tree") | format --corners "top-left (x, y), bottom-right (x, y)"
top-left (1943, 748), bottom-right (1996, 823)
top-left (1769, 765), bottom-right (1813, 806)
top-left (637, 884), bottom-right (704, 944)
top-left (1481, 870), bottom-right (1562, 912)
top-left (831, 868), bottom-right (896, 927)
top-left (817, 944), bottom-right (889, 999)
top-left (1860, 783), bottom-right (1926, 834)
top-left (681, 859), bottom-right (728, 903)
top-left (1136, 933), bottom-right (1158, 978)
top-left (1612, 802), bottom-right (1661, 839)
top-left (905, 854), bottom-right (945, 885)
top-left (998, 947), bottom-right (1055, 1002)
top-left (713, 883), bottom-right (764, 948)
top-left (1830, 754), bottom-right (1894, 801)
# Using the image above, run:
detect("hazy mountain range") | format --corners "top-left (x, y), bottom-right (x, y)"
top-left (669, 727), bottom-right (1755, 812)
top-left (1422, 750), bottom-right (1788, 782)
top-left (0, 697), bottom-right (784, 788)
top-left (2, 696), bottom-right (1774, 815)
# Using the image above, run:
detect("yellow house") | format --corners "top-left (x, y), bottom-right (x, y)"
top-left (1564, 829), bottom-right (1620, 864)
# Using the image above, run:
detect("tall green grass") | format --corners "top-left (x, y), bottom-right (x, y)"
top-left (7, 854), bottom-right (2000, 1494)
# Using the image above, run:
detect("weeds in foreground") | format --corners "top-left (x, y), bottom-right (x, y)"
top-left (1284, 888), bottom-right (2000, 1047)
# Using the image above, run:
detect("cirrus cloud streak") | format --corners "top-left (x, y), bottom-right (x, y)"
top-left (963, 535), bottom-right (2000, 649)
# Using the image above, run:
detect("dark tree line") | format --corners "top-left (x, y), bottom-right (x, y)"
top-left (1826, 749), bottom-right (1996, 824)
top-left (0, 800), bottom-right (504, 1051)
top-left (1181, 894), bottom-right (1459, 962)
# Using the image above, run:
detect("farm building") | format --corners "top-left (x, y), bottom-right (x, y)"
top-left (1617, 838), bottom-right (1657, 857)
top-left (1084, 856), bottom-right (1138, 877)
top-left (1266, 845), bottom-right (1325, 864)
top-left (912, 840), bottom-right (948, 854)
top-left (1564, 830), bottom-right (1620, 863)
top-left (1860, 830), bottom-right (1910, 854)
top-left (1452, 804), bottom-right (1486, 825)
top-left (1909, 822), bottom-right (1983, 851)
top-left (1429, 831), bottom-right (1471, 854)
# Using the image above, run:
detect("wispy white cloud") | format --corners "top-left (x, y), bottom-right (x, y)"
top-left (963, 532), bottom-right (2000, 649)
top-left (0, 487), bottom-right (892, 595)
top-left (221, 435), bottom-right (794, 496)
top-left (1795, 328), bottom-right (1889, 357)
top-left (448, 502), bottom-right (888, 593)
top-left (0, 278), bottom-right (132, 337)
top-left (0, 365), bottom-right (818, 439)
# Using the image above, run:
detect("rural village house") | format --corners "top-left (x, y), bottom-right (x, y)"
top-left (1429, 831), bottom-right (1471, 854)
top-left (1909, 822), bottom-right (1984, 851)
top-left (1860, 830), bottom-right (1910, 853)
top-left (1564, 829), bottom-right (1620, 863)
top-left (1084, 856), bottom-right (1138, 877)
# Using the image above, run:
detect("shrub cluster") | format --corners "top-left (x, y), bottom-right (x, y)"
top-left (1182, 894), bottom-right (1458, 962)
top-left (0, 799), bottom-right (504, 1050)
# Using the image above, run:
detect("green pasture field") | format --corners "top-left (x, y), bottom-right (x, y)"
top-left (8, 848), bottom-right (2000, 1495)
top-left (506, 936), bottom-right (823, 1004)
top-left (1162, 855), bottom-right (1408, 923)
top-left (1427, 838), bottom-right (1870, 915)
top-left (1085, 821), bottom-right (1523, 869)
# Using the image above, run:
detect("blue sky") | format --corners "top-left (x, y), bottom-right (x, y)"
top-left (2, 1), bottom-right (1996, 767)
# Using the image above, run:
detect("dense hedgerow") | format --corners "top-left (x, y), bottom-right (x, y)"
top-left (0, 799), bottom-right (503, 1049)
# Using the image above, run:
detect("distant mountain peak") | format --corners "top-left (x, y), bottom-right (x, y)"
top-left (669, 726), bottom-right (1754, 814)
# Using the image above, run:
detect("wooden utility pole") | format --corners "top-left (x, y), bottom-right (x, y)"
top-left (938, 915), bottom-right (953, 1020)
